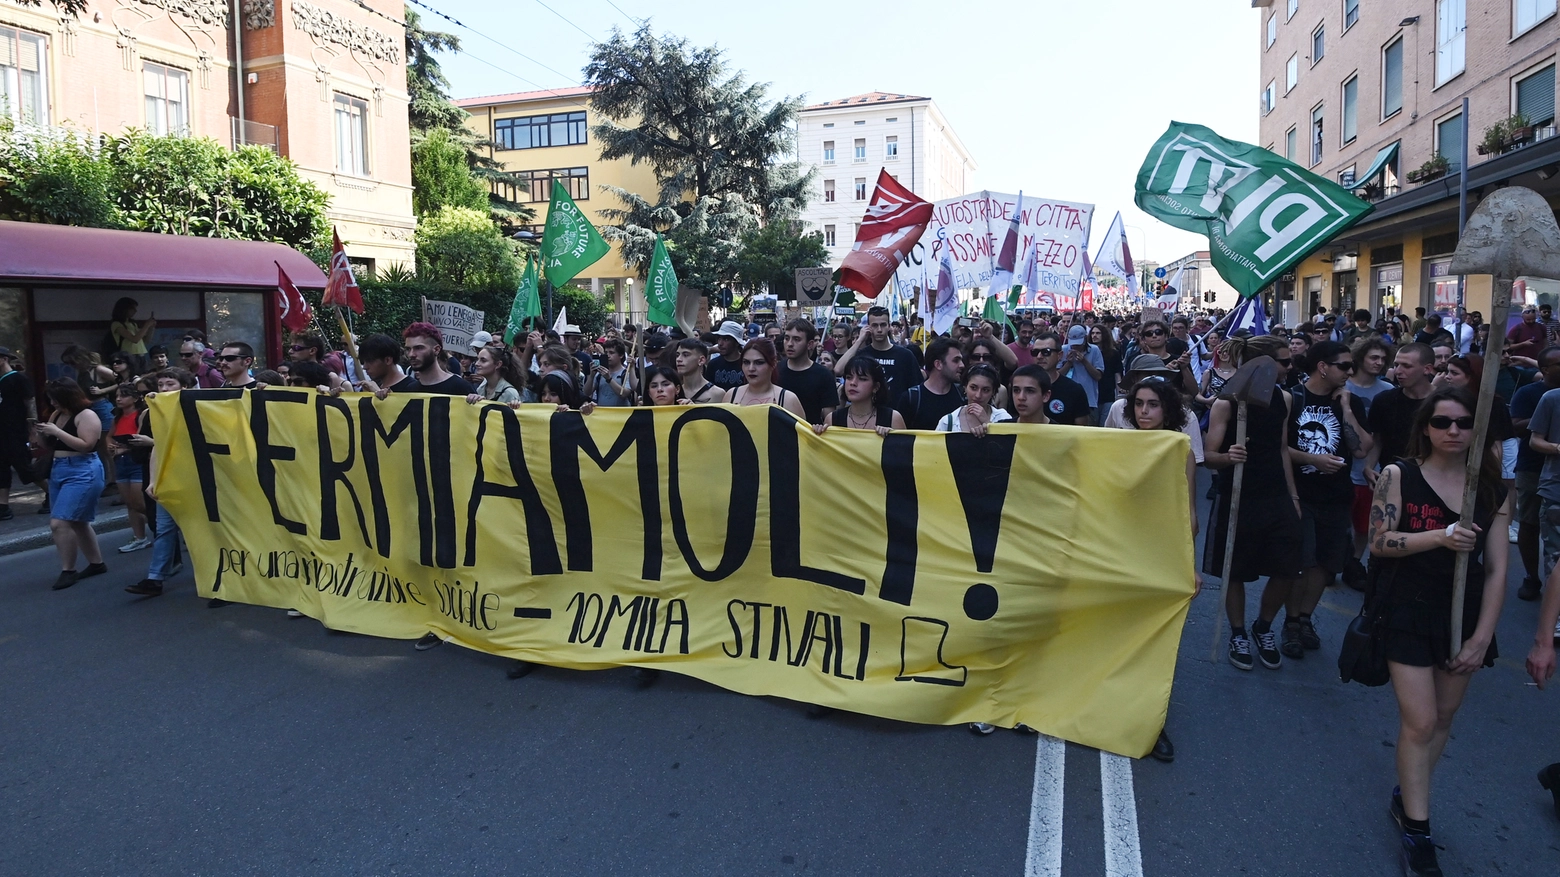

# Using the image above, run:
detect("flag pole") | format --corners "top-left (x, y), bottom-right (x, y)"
top-left (333, 306), bottom-right (368, 386)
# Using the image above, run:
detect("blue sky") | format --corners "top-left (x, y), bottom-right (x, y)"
top-left (430, 0), bottom-right (1260, 264)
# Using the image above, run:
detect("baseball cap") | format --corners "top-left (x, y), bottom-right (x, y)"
top-left (1066, 325), bottom-right (1088, 345)
top-left (1126, 353), bottom-right (1177, 376)
top-left (714, 321), bottom-right (746, 342)
top-left (0, 346), bottom-right (15, 362)
top-left (467, 330), bottom-right (494, 354)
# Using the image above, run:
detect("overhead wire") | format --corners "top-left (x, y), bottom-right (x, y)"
top-left (531, 0), bottom-right (599, 41)
top-left (601, 0), bottom-right (643, 27)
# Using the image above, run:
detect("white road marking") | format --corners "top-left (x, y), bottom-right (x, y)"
top-left (1024, 734), bottom-right (1066, 877)
top-left (1100, 751), bottom-right (1145, 877)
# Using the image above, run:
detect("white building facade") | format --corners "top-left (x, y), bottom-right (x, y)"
top-left (795, 92), bottom-right (977, 266)
top-left (1161, 250), bottom-right (1241, 312)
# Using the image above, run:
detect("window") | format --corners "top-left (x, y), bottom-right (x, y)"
top-left (334, 93), bottom-right (369, 175)
top-left (1517, 64), bottom-right (1556, 128)
top-left (824, 225), bottom-right (837, 247)
top-left (1436, 0), bottom-right (1465, 86)
top-left (885, 135), bottom-right (899, 159)
top-left (854, 177), bottom-right (867, 200)
top-left (144, 62), bottom-right (189, 137)
top-left (1287, 54), bottom-right (1299, 92)
top-left (1263, 80), bottom-right (1276, 115)
top-left (886, 116), bottom-right (898, 122)
top-left (1437, 113), bottom-right (1463, 170)
top-left (1285, 126), bottom-right (1298, 160)
top-left (854, 222), bottom-right (862, 238)
top-left (1312, 24), bottom-right (1325, 64)
top-left (0, 26), bottom-right (47, 125)
top-left (492, 167), bottom-right (589, 203)
top-left (823, 140), bottom-right (835, 163)
top-left (1342, 75), bottom-right (1358, 143)
top-left (853, 120), bottom-right (865, 126)
top-left (1383, 37), bottom-right (1404, 118)
top-left (1515, 0), bottom-right (1557, 37)
top-left (1344, 0), bottom-right (1359, 29)
top-left (1338, 165), bottom-right (1357, 186)
top-left (1288, 0), bottom-right (1299, 19)
top-left (1310, 103), bottom-right (1325, 165)
top-left (823, 122), bottom-right (834, 128)
top-left (1267, 14), bottom-right (1277, 48)
top-left (493, 111), bottom-right (587, 150)
top-left (853, 138), bottom-right (866, 161)
top-left (823, 179), bottom-right (835, 202)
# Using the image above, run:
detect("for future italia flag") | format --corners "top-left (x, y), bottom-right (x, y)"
top-left (839, 170), bottom-right (934, 298)
top-left (541, 179), bottom-right (610, 289)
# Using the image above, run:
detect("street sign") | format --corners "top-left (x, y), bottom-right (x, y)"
top-left (1154, 266), bottom-right (1167, 279)
top-left (795, 267), bottom-right (833, 303)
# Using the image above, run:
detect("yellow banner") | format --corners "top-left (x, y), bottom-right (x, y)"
top-left (149, 391), bottom-right (1194, 757)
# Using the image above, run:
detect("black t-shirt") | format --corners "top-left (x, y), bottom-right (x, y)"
top-left (706, 354), bottom-right (745, 390)
top-left (412, 374), bottom-right (475, 395)
top-left (0, 370), bottom-right (34, 439)
top-left (896, 383), bottom-right (966, 431)
top-left (864, 344), bottom-right (924, 397)
top-left (775, 361), bottom-right (840, 424)
top-left (1046, 375), bottom-right (1091, 424)
top-left (1367, 387), bottom-right (1427, 467)
top-left (389, 375), bottom-right (420, 393)
top-left (1289, 386), bottom-right (1370, 505)
top-left (1166, 337), bottom-right (1189, 359)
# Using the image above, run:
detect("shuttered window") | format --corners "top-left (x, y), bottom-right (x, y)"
top-left (0, 26), bottom-right (47, 125)
top-left (1517, 64), bottom-right (1556, 128)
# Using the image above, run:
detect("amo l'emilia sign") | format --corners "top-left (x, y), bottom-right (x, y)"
top-left (1135, 121), bottom-right (1373, 299)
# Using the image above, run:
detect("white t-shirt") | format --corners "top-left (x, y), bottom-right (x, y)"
top-left (935, 407), bottom-right (1014, 433)
top-left (1103, 397), bottom-right (1205, 464)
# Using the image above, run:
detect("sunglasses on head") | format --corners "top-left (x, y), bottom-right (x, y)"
top-left (1428, 415), bottom-right (1475, 430)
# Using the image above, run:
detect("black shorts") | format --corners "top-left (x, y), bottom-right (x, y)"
top-left (0, 434), bottom-right (36, 490)
top-left (1298, 501), bottom-right (1354, 575)
top-left (1382, 629), bottom-right (1498, 669)
top-left (1203, 489), bottom-right (1304, 583)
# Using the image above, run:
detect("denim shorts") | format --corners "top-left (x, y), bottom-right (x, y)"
top-left (49, 455), bottom-right (105, 522)
top-left (90, 398), bottom-right (114, 434)
top-left (113, 453), bottom-right (144, 484)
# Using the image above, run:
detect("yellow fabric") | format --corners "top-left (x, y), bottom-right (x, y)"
top-left (149, 392), bottom-right (1195, 757)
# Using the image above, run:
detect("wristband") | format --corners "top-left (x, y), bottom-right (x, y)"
top-left (1445, 524), bottom-right (1457, 539)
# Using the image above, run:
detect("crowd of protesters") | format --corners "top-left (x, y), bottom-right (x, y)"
top-left (7, 295), bottom-right (1560, 872)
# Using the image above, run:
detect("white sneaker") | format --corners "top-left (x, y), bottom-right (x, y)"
top-left (1510, 522), bottom-right (1521, 544)
top-left (286, 609), bottom-right (304, 618)
top-left (117, 536), bottom-right (151, 553)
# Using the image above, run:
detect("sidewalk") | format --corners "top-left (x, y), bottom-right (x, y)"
top-left (1, 483), bottom-right (131, 556)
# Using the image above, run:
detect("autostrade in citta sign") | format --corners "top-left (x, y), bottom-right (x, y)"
top-left (893, 191), bottom-right (1094, 296)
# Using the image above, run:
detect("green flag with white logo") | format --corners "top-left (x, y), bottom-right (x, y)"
top-left (540, 179), bottom-right (610, 288)
top-left (505, 256), bottom-right (542, 344)
top-left (645, 234), bottom-right (678, 328)
top-left (1135, 121), bottom-right (1373, 299)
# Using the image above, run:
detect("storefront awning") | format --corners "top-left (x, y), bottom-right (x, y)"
top-left (0, 221), bottom-right (327, 289)
top-left (1354, 142), bottom-right (1399, 189)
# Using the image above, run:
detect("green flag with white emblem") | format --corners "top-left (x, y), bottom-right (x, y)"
top-left (505, 256), bottom-right (542, 344)
top-left (1134, 121), bottom-right (1373, 298)
top-left (540, 179), bottom-right (610, 288)
top-left (645, 234), bottom-right (678, 327)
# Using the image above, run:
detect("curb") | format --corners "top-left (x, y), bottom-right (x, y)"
top-left (0, 510), bottom-right (131, 557)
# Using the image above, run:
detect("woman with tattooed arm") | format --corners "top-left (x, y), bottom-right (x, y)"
top-left (1365, 385), bottom-right (1511, 876)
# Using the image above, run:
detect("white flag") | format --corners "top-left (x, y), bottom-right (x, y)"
top-left (1093, 211), bottom-right (1139, 299)
top-left (552, 305), bottom-right (569, 335)
top-left (1155, 265), bottom-right (1183, 308)
top-left (931, 228), bottom-right (960, 335)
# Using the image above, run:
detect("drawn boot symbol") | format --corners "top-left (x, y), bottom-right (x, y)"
top-left (895, 617), bottom-right (967, 686)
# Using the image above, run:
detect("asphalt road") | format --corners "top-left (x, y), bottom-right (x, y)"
top-left (3, 473), bottom-right (1558, 876)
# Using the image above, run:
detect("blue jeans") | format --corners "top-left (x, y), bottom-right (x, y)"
top-left (147, 502), bottom-right (182, 581)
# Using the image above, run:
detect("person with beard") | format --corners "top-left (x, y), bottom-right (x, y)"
top-left (399, 322), bottom-right (473, 397)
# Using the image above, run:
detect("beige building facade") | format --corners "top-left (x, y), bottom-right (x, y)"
top-left (0, 0), bottom-right (416, 271)
top-left (1256, 0), bottom-right (1560, 319)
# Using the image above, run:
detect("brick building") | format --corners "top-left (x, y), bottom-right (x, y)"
top-left (0, 0), bottom-right (414, 272)
top-left (1256, 0), bottom-right (1560, 318)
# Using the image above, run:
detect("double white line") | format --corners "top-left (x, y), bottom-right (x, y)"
top-left (1024, 735), bottom-right (1144, 877)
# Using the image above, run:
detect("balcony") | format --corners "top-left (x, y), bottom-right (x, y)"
top-left (231, 117), bottom-right (279, 153)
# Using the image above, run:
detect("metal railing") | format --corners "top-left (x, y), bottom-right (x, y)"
top-left (230, 117), bottom-right (279, 153)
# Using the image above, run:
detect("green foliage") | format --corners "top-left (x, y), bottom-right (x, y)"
top-left (0, 122), bottom-right (118, 226)
top-left (415, 206), bottom-right (522, 291)
top-left (411, 128), bottom-right (488, 215)
top-left (585, 24), bottom-right (814, 289)
top-left (12, 0), bottom-right (90, 15)
top-left (551, 284), bottom-right (609, 336)
top-left (331, 279), bottom-right (605, 343)
top-left (732, 221), bottom-right (829, 297)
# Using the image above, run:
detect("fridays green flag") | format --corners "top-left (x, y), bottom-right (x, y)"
top-left (645, 234), bottom-right (678, 327)
top-left (541, 179), bottom-right (610, 288)
top-left (505, 256), bottom-right (542, 343)
top-left (982, 294), bottom-right (1015, 333)
top-left (1134, 121), bottom-right (1373, 298)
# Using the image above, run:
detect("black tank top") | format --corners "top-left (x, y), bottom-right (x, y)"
top-left (1381, 459), bottom-right (1502, 606)
top-left (1214, 385), bottom-right (1289, 497)
top-left (830, 405), bottom-right (895, 428)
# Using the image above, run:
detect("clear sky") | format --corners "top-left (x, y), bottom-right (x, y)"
top-left (431, 0), bottom-right (1260, 265)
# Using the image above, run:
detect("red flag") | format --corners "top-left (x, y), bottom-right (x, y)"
top-left (277, 263), bottom-right (312, 333)
top-left (322, 228), bottom-right (363, 313)
top-left (838, 169), bottom-right (934, 298)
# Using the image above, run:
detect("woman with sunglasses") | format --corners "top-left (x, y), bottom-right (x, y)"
top-left (1366, 386), bottom-right (1509, 876)
top-left (964, 337), bottom-right (1012, 409)
top-left (1438, 353), bottom-right (1517, 499)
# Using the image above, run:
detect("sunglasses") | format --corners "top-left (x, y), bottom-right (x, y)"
top-left (1141, 329), bottom-right (1165, 337)
top-left (1428, 415), bottom-right (1475, 430)
top-left (290, 344), bottom-right (311, 352)
top-left (1032, 347), bottom-right (1059, 356)
top-left (1326, 360), bottom-right (1356, 372)
top-left (216, 354), bottom-right (247, 363)
top-left (180, 351), bottom-right (199, 357)
top-left (969, 353), bottom-right (993, 361)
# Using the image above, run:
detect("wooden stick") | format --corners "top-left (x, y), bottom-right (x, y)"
top-left (1209, 401), bottom-right (1249, 662)
top-left (1450, 279), bottom-right (1513, 650)
top-left (332, 306), bottom-right (368, 387)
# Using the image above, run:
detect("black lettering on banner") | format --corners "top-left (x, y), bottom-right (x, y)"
top-left (659, 599), bottom-right (689, 655)
top-left (667, 408), bottom-right (759, 581)
top-left (769, 605), bottom-right (794, 663)
top-left (464, 406), bottom-right (561, 575)
top-left (567, 591), bottom-right (604, 643)
top-left (593, 593), bottom-right (644, 649)
top-left (315, 396), bottom-right (370, 544)
top-left (179, 389), bottom-right (243, 522)
top-left (724, 599), bottom-right (744, 658)
top-left (550, 409), bottom-right (661, 579)
top-left (249, 390), bottom-right (309, 534)
top-left (766, 408), bottom-right (865, 594)
top-left (879, 434), bottom-right (919, 605)
top-left (358, 397), bottom-right (430, 561)
top-left (426, 397), bottom-right (458, 569)
top-left (944, 434), bottom-right (1016, 573)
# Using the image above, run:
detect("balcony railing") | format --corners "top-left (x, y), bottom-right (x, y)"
top-left (231, 117), bottom-right (279, 153)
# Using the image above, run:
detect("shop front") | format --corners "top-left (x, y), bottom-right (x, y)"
top-left (0, 222), bottom-right (326, 397)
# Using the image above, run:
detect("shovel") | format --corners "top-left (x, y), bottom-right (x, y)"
top-left (1208, 354), bottom-right (1280, 662)
top-left (1446, 188), bottom-right (1560, 652)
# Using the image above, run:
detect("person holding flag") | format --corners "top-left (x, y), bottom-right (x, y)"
top-left (320, 230), bottom-right (366, 386)
top-left (505, 256), bottom-right (544, 346)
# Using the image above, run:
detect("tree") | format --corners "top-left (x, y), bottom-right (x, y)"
top-left (0, 122), bottom-right (117, 227)
top-left (415, 206), bottom-right (522, 291)
top-left (732, 221), bottom-right (829, 298)
top-left (584, 25), bottom-right (814, 289)
top-left (411, 128), bottom-right (488, 216)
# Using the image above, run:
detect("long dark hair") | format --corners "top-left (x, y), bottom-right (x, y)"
top-left (111, 297), bottom-right (138, 324)
top-left (640, 365), bottom-right (683, 405)
top-left (1126, 376), bottom-right (1187, 431)
top-left (1405, 386), bottom-right (1503, 514)
top-left (839, 355), bottom-right (890, 408)
top-left (538, 372), bottom-right (583, 409)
